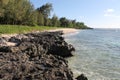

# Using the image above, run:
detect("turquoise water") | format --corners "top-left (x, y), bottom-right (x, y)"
top-left (65, 29), bottom-right (120, 80)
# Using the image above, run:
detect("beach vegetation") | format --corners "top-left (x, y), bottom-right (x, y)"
top-left (0, 25), bottom-right (58, 34)
top-left (0, 0), bottom-right (91, 31)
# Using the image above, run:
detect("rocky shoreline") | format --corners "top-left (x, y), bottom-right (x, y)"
top-left (0, 31), bottom-right (88, 80)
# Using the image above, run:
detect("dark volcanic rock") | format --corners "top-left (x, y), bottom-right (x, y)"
top-left (76, 74), bottom-right (88, 80)
top-left (0, 52), bottom-right (73, 80)
top-left (24, 31), bottom-right (75, 57)
top-left (0, 31), bottom-right (75, 80)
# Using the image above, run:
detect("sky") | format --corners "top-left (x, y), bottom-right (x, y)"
top-left (30, 0), bottom-right (120, 28)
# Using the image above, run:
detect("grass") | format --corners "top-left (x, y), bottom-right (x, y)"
top-left (0, 25), bottom-right (59, 35)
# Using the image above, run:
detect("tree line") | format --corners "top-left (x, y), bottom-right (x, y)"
top-left (0, 0), bottom-right (90, 29)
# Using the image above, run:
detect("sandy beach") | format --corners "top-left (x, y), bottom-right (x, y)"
top-left (48, 28), bottom-right (79, 34)
top-left (0, 28), bottom-right (79, 46)
top-left (1, 28), bottom-right (79, 37)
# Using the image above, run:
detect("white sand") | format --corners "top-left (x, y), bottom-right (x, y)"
top-left (48, 28), bottom-right (79, 34)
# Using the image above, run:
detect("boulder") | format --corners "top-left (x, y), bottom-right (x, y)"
top-left (76, 74), bottom-right (88, 80)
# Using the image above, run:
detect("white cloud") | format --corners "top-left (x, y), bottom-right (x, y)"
top-left (104, 13), bottom-right (120, 18)
top-left (104, 8), bottom-right (120, 18)
top-left (106, 9), bottom-right (114, 13)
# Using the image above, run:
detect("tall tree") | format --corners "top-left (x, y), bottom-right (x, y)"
top-left (37, 3), bottom-right (53, 26)
top-left (37, 3), bottom-right (53, 18)
top-left (44, 18), bottom-right (51, 26)
top-left (71, 20), bottom-right (76, 27)
top-left (1, 0), bottom-right (36, 25)
top-left (36, 11), bottom-right (44, 26)
top-left (59, 17), bottom-right (69, 27)
top-left (76, 22), bottom-right (88, 29)
top-left (51, 14), bottom-right (60, 27)
top-left (0, 0), bottom-right (9, 23)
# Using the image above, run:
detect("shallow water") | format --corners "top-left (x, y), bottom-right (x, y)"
top-left (65, 29), bottom-right (120, 80)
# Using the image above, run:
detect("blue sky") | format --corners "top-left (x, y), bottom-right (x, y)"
top-left (30, 0), bottom-right (120, 28)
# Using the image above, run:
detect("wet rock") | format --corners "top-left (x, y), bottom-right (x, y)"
top-left (76, 74), bottom-right (88, 80)
top-left (9, 37), bottom-right (20, 43)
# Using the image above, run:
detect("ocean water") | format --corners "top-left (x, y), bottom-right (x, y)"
top-left (65, 29), bottom-right (120, 80)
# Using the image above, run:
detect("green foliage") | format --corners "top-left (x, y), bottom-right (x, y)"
top-left (75, 22), bottom-right (88, 29)
top-left (59, 17), bottom-right (90, 29)
top-left (44, 18), bottom-right (50, 26)
top-left (37, 11), bottom-right (44, 26)
top-left (0, 0), bottom-right (9, 5)
top-left (37, 3), bottom-right (53, 18)
top-left (51, 14), bottom-right (60, 27)
top-left (0, 0), bottom-right (91, 29)
top-left (0, 0), bottom-right (36, 25)
top-left (59, 17), bottom-right (68, 27)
